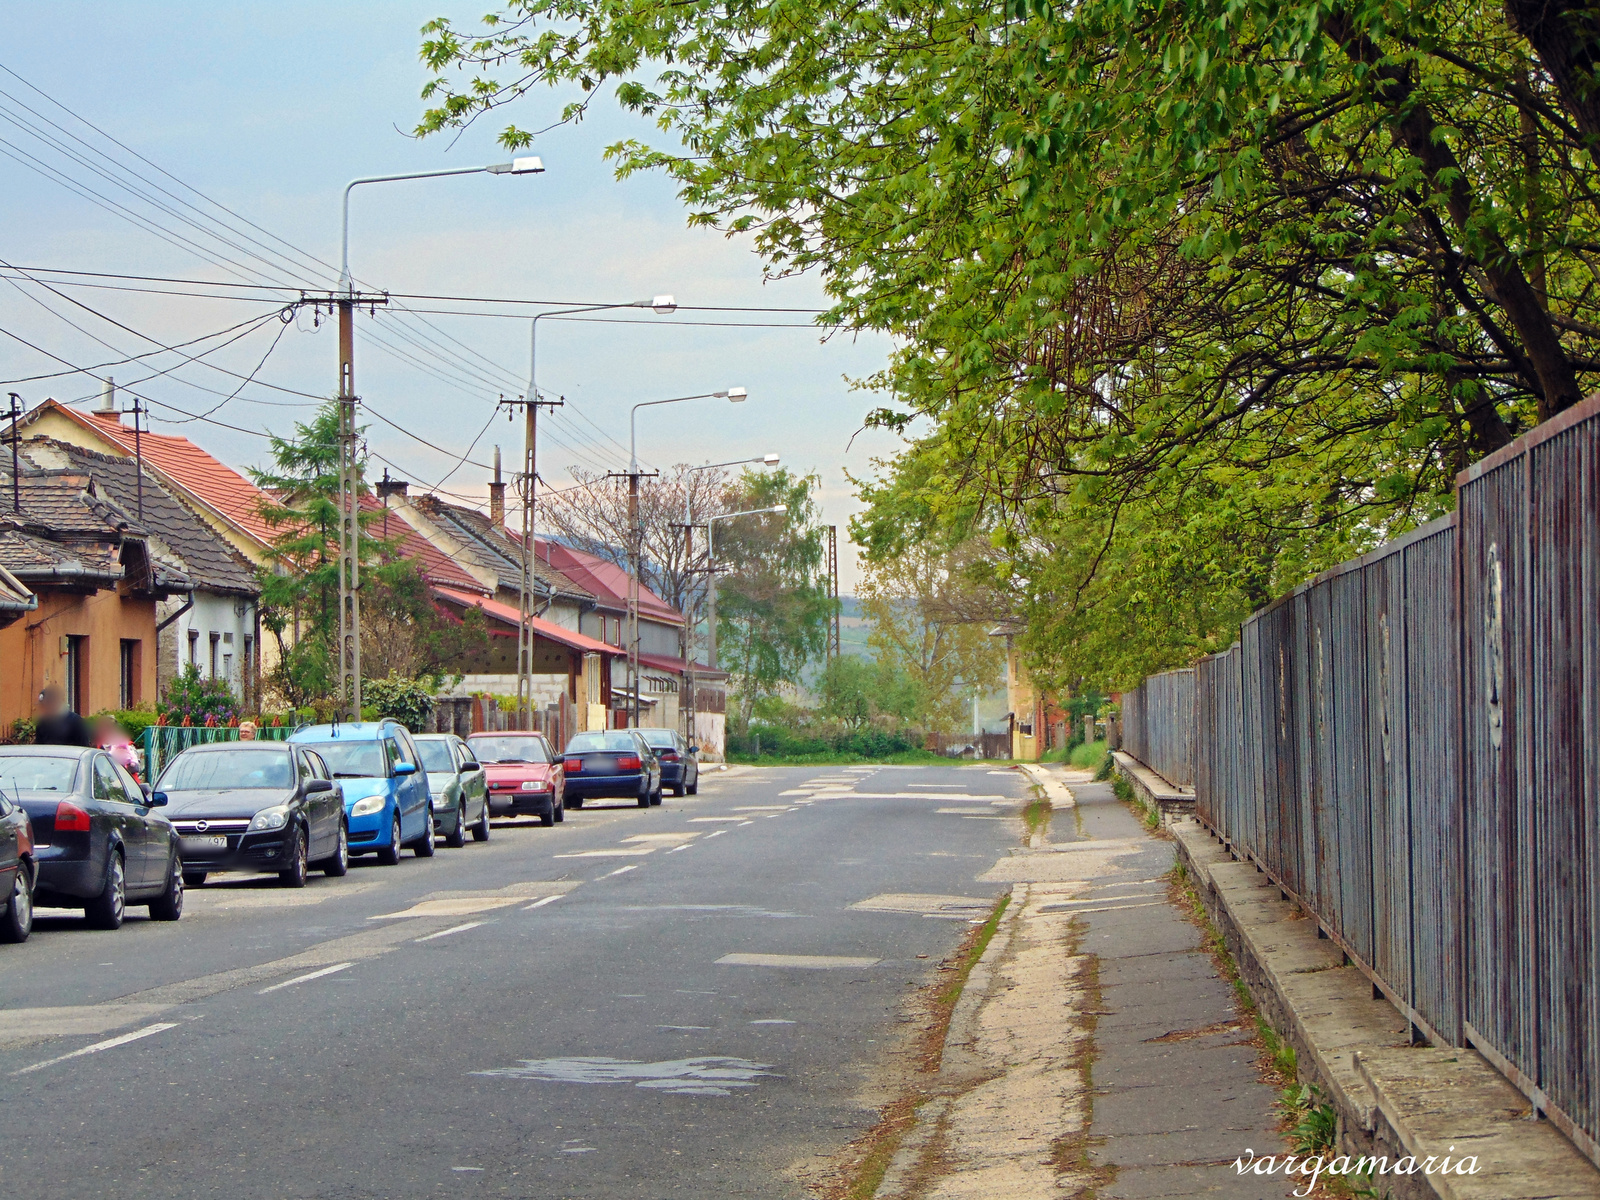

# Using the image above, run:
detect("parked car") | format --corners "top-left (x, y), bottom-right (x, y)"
top-left (560, 730), bottom-right (662, 809)
top-left (0, 786), bottom-right (34, 943)
top-left (635, 728), bottom-right (700, 796)
top-left (465, 732), bottom-right (564, 826)
top-left (289, 721), bottom-right (434, 864)
top-left (413, 734), bottom-right (489, 847)
top-left (0, 746), bottom-right (183, 929)
top-left (153, 743), bottom-right (347, 888)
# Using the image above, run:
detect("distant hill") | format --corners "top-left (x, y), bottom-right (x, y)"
top-left (838, 595), bottom-right (873, 659)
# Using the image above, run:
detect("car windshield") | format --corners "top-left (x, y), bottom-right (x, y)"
top-left (159, 749), bottom-right (293, 791)
top-left (414, 740), bottom-right (456, 773)
top-left (637, 730), bottom-right (675, 749)
top-left (302, 740), bottom-right (386, 779)
top-left (565, 732), bottom-right (638, 754)
top-left (0, 755), bottom-right (80, 793)
top-left (469, 736), bottom-right (550, 764)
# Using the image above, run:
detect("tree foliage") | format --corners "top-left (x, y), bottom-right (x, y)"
top-left (417, 0), bottom-right (1600, 683)
top-left (712, 467), bottom-right (834, 712)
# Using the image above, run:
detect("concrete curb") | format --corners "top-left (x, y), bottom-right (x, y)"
top-left (1171, 817), bottom-right (1600, 1200)
top-left (1016, 762), bottom-right (1077, 809)
top-left (1110, 751), bottom-right (1195, 824)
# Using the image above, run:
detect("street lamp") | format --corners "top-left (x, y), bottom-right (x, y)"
top-left (705, 504), bottom-right (789, 676)
top-left (332, 158), bottom-right (542, 719)
top-left (513, 295), bottom-right (676, 730)
top-left (623, 387), bottom-right (751, 728)
top-left (680, 453), bottom-right (780, 744)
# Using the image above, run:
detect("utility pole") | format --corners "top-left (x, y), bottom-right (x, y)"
top-left (120, 392), bottom-right (145, 522)
top-left (337, 292), bottom-right (362, 721)
top-left (827, 524), bottom-right (840, 661)
top-left (606, 464), bottom-right (658, 729)
top-left (505, 390), bottom-right (563, 730)
top-left (6, 392), bottom-right (21, 513)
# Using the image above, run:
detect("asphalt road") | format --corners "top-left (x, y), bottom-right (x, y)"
top-left (0, 762), bottom-right (1027, 1199)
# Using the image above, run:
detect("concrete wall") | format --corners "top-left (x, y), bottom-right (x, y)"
top-left (0, 588), bottom-right (158, 729)
top-left (156, 590), bottom-right (257, 701)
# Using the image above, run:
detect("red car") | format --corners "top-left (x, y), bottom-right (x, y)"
top-left (465, 732), bottom-right (565, 827)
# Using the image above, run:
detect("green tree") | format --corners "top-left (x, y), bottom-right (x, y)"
top-left (817, 655), bottom-right (922, 728)
top-left (415, 0), bottom-right (1600, 683)
top-left (251, 402), bottom-right (490, 707)
top-left (712, 467), bottom-right (834, 715)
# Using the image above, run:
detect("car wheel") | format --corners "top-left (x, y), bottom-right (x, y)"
top-left (472, 801), bottom-right (491, 842)
top-left (686, 777), bottom-right (698, 795)
top-left (673, 783), bottom-right (685, 797)
top-left (413, 807), bottom-right (437, 857)
top-left (553, 795), bottom-right (565, 824)
top-left (149, 854), bottom-right (184, 921)
top-left (321, 822), bottom-right (350, 877)
top-left (86, 850), bottom-right (126, 930)
top-left (279, 826), bottom-right (309, 888)
top-left (637, 785), bottom-right (651, 809)
top-left (650, 780), bottom-right (663, 806)
top-left (182, 870), bottom-right (208, 887)
top-left (539, 801), bottom-right (556, 828)
top-left (0, 862), bottom-right (33, 943)
top-left (377, 814), bottom-right (402, 866)
top-left (446, 803), bottom-right (467, 848)
top-left (567, 796), bottom-right (584, 809)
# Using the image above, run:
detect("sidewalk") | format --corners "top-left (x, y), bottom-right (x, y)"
top-left (872, 765), bottom-right (1291, 1199)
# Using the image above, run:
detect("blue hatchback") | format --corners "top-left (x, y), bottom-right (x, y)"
top-left (288, 721), bottom-right (434, 864)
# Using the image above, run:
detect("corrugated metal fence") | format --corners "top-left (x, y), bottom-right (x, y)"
top-left (1134, 394), bottom-right (1600, 1165)
top-left (1121, 668), bottom-right (1195, 787)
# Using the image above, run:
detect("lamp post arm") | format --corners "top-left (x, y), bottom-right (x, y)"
top-left (341, 166), bottom-right (495, 290)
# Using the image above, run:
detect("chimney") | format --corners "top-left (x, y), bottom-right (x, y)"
top-left (375, 474), bottom-right (409, 502)
top-left (95, 377), bottom-right (120, 419)
top-left (488, 444), bottom-right (507, 526)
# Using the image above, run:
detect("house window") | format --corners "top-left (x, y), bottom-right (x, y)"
top-left (187, 629), bottom-right (199, 667)
top-left (65, 635), bottom-right (86, 714)
top-left (209, 632), bottom-right (221, 679)
top-left (119, 640), bottom-right (140, 708)
top-left (223, 653), bottom-right (233, 686)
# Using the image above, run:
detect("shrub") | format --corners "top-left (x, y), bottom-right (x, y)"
top-left (362, 673), bottom-right (435, 731)
top-left (160, 665), bottom-right (240, 726)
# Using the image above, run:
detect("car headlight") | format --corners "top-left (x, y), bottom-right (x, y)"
top-left (248, 806), bottom-right (289, 832)
top-left (523, 780), bottom-right (550, 791)
top-left (350, 796), bottom-right (386, 817)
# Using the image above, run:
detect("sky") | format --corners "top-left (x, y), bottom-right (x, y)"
top-left (0, 3), bottom-right (908, 588)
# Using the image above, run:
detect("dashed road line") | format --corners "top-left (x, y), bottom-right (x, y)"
top-left (523, 894), bottom-right (565, 911)
top-left (415, 921), bottom-right (486, 942)
top-left (601, 864), bottom-right (641, 878)
top-left (12, 1021), bottom-right (181, 1076)
top-left (258, 963), bottom-right (354, 994)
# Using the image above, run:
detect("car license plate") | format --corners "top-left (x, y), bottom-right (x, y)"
top-left (181, 835), bottom-right (228, 854)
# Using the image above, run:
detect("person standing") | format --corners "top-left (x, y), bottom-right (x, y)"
top-left (34, 683), bottom-right (93, 748)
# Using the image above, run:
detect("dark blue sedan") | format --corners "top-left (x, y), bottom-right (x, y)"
top-left (561, 731), bottom-right (662, 808)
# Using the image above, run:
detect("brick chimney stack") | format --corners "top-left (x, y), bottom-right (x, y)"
top-left (488, 444), bottom-right (507, 527)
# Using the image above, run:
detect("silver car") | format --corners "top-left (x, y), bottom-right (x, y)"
top-left (413, 735), bottom-right (490, 848)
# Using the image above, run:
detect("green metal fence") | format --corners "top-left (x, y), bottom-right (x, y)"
top-left (140, 724), bottom-right (291, 781)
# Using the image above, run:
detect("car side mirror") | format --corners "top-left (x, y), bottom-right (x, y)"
top-left (687, 745), bottom-right (699, 754)
top-left (393, 762), bottom-right (417, 777)
top-left (459, 760), bottom-right (480, 772)
top-left (305, 779), bottom-right (334, 793)
top-left (150, 790), bottom-right (169, 806)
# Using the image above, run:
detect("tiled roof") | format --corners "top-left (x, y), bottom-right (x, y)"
top-left (0, 472), bottom-right (189, 594)
top-left (536, 539), bottom-right (682, 625)
top-left (0, 563), bottom-right (33, 615)
top-left (363, 496), bottom-right (485, 594)
top-left (432, 586), bottom-right (619, 655)
top-left (19, 440), bottom-right (258, 596)
top-left (411, 495), bottom-right (592, 599)
top-left (20, 402), bottom-right (278, 548)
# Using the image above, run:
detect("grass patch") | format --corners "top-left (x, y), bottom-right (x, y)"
top-left (725, 748), bottom-right (952, 766)
top-left (1112, 772), bottom-right (1160, 830)
top-left (1023, 792), bottom-right (1052, 839)
top-left (1069, 738), bottom-right (1108, 768)
top-left (936, 892), bottom-right (1009, 1013)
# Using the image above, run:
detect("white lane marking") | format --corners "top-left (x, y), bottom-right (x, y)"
top-left (369, 897), bottom-right (522, 920)
top-left (688, 817), bottom-right (746, 823)
top-left (258, 962), bottom-right (354, 994)
top-left (704, 829), bottom-right (728, 839)
top-left (657, 1025), bottom-right (711, 1031)
top-left (523, 894), bottom-right (564, 911)
top-left (452, 1167), bottom-right (485, 1172)
top-left (667, 844), bottom-right (691, 853)
top-left (905, 783), bottom-right (967, 789)
top-left (1039, 901), bottom-right (1166, 916)
top-left (602, 864), bottom-right (641, 878)
top-left (553, 847), bottom-right (656, 858)
top-left (777, 789), bottom-right (813, 796)
top-left (738, 820), bottom-right (755, 826)
top-left (415, 921), bottom-right (486, 942)
top-left (750, 1019), bottom-right (796, 1025)
top-left (621, 833), bottom-right (698, 844)
top-left (13, 1021), bottom-right (180, 1076)
top-left (733, 805), bottom-right (792, 811)
top-left (716, 952), bottom-right (880, 970)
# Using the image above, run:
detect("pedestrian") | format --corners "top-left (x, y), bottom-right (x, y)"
top-left (94, 714), bottom-right (142, 780)
top-left (33, 682), bottom-right (92, 748)
top-left (237, 720), bottom-right (258, 742)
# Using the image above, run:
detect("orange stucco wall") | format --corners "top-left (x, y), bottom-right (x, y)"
top-left (0, 588), bottom-right (158, 730)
